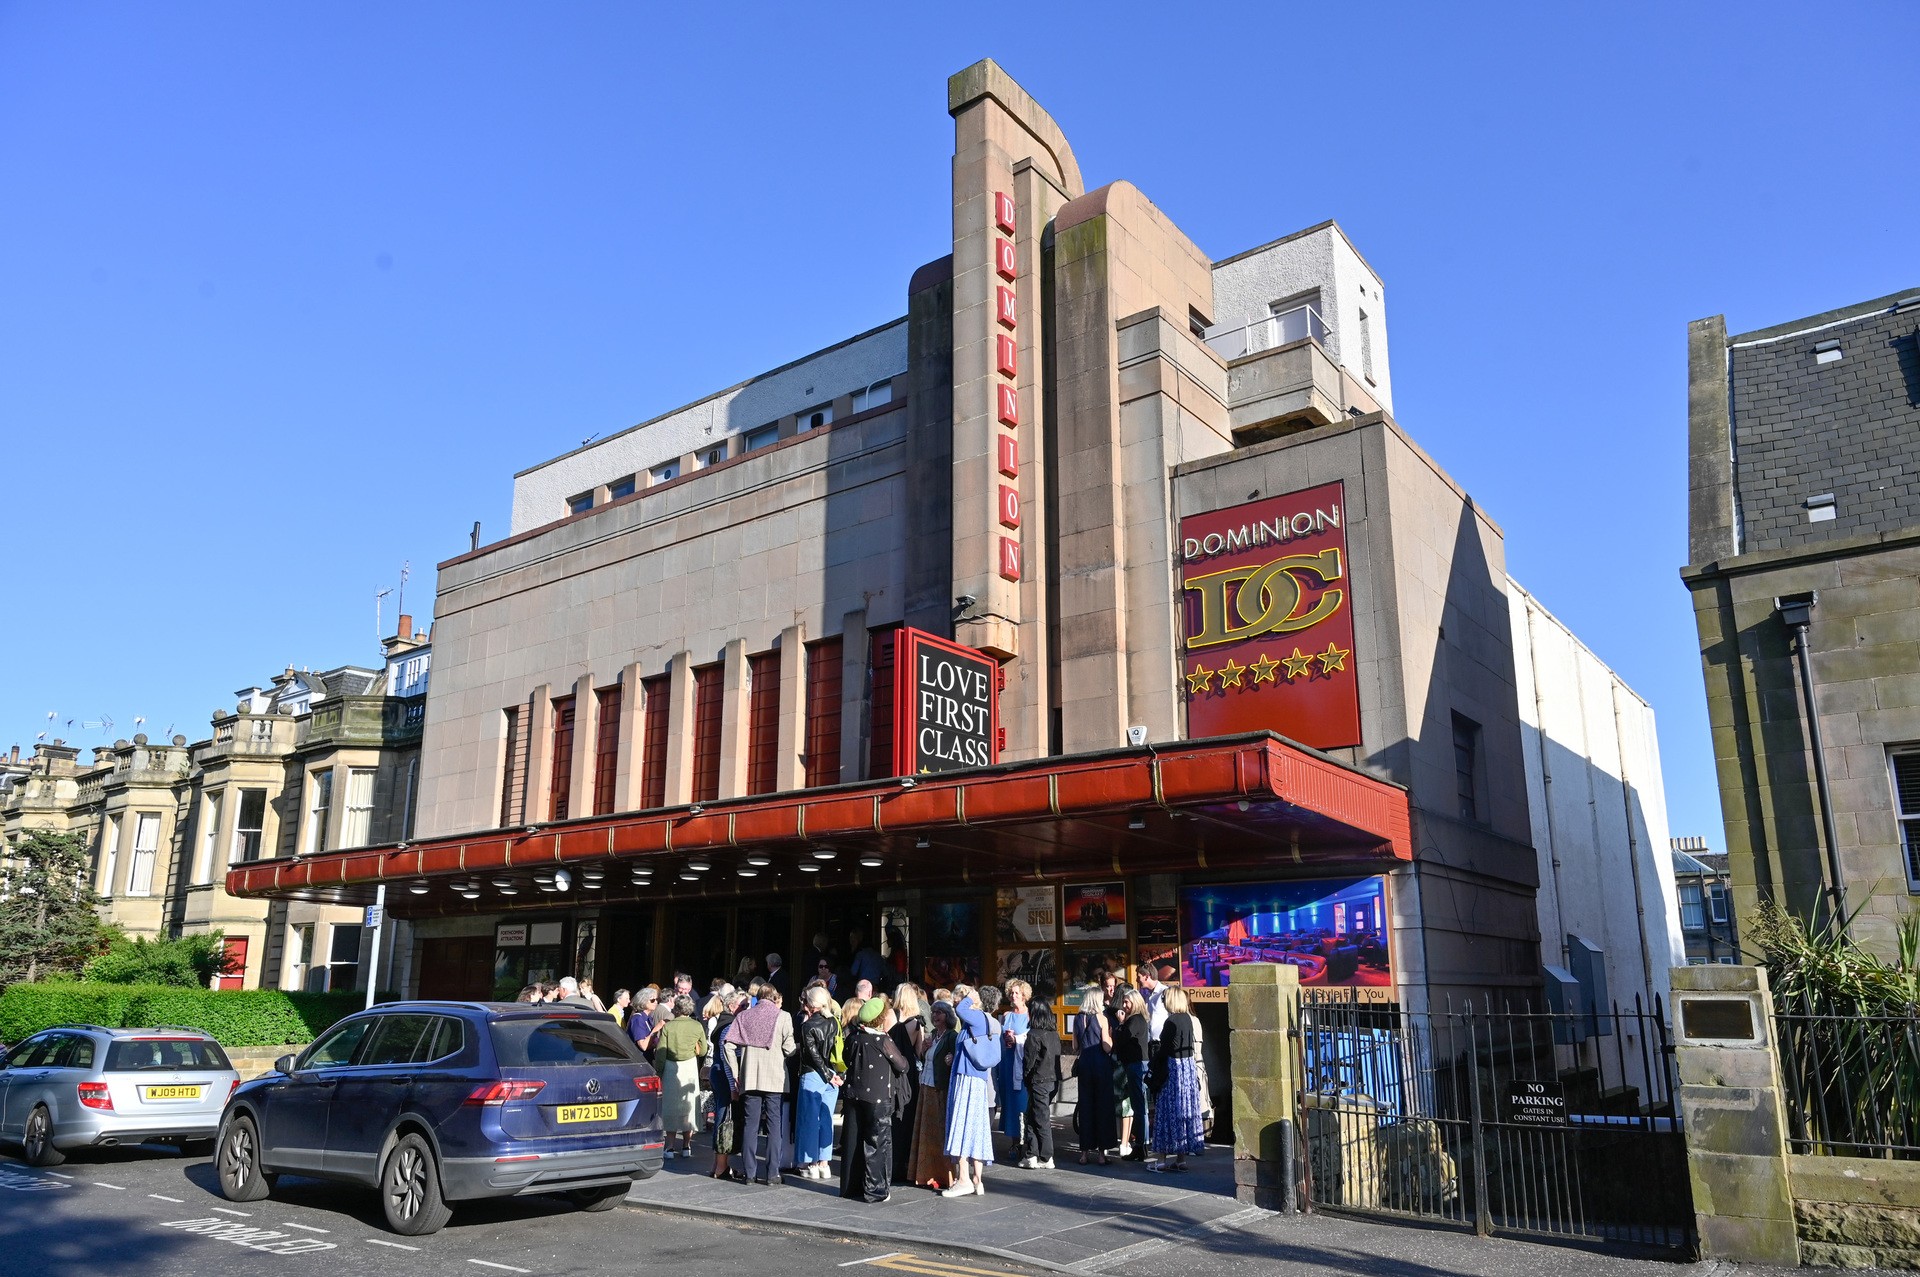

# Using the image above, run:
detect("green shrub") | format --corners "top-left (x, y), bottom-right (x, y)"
top-left (83, 932), bottom-right (236, 987)
top-left (0, 982), bottom-right (378, 1048)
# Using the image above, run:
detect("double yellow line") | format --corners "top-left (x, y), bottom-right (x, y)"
top-left (859, 1253), bottom-right (1026, 1277)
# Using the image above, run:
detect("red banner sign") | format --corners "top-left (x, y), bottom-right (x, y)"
top-left (1179, 481), bottom-right (1360, 749)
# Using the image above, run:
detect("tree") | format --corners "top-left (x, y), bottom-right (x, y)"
top-left (0, 829), bottom-right (110, 986)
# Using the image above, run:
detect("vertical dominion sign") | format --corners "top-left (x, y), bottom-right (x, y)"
top-left (894, 628), bottom-right (1002, 774)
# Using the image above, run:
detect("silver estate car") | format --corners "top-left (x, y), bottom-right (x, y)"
top-left (0, 1025), bottom-right (240, 1166)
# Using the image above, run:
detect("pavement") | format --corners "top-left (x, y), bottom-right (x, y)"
top-left (621, 1130), bottom-right (1777, 1277)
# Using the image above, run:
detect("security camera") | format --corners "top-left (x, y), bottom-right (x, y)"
top-left (956, 594), bottom-right (977, 609)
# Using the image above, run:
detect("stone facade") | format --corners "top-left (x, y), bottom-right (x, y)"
top-left (1684, 288), bottom-right (1920, 957)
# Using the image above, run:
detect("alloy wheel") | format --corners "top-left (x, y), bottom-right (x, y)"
top-left (24, 1111), bottom-right (47, 1160)
top-left (388, 1145), bottom-right (424, 1221)
top-left (223, 1124), bottom-right (254, 1185)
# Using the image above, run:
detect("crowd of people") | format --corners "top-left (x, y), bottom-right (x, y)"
top-left (514, 939), bottom-right (1212, 1202)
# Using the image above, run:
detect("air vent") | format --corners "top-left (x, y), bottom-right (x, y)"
top-left (1806, 493), bottom-right (1836, 524)
top-left (1813, 339), bottom-right (1843, 366)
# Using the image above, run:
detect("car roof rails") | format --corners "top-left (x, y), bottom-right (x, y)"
top-left (50, 1024), bottom-right (114, 1033)
top-left (144, 1025), bottom-right (215, 1036)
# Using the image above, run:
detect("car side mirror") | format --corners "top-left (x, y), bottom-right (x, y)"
top-left (275, 1054), bottom-right (296, 1075)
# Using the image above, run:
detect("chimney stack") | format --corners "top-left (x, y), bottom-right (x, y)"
top-left (396, 613), bottom-right (412, 642)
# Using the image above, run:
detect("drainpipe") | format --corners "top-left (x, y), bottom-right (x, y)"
top-left (1776, 592), bottom-right (1849, 935)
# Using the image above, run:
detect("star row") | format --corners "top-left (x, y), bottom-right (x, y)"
top-left (1186, 643), bottom-right (1350, 694)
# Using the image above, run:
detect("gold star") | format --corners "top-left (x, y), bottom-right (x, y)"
top-left (1218, 658), bottom-right (1246, 688)
top-left (1185, 663), bottom-right (1214, 694)
top-left (1249, 653), bottom-right (1281, 684)
top-left (1281, 648), bottom-right (1315, 680)
top-left (1316, 642), bottom-right (1351, 674)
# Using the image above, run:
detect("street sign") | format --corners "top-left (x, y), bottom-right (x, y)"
top-left (364, 905), bottom-right (384, 930)
top-left (1503, 1078), bottom-right (1568, 1127)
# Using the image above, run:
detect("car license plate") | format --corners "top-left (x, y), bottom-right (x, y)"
top-left (142, 1085), bottom-right (204, 1101)
top-left (556, 1103), bottom-right (618, 1124)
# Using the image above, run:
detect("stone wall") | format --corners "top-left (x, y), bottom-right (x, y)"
top-left (1790, 1155), bottom-right (1920, 1271)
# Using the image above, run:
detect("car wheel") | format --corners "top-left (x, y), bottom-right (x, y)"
top-left (566, 1183), bottom-right (630, 1212)
top-left (22, 1106), bottom-right (65, 1168)
top-left (217, 1115), bottom-right (274, 1201)
top-left (381, 1133), bottom-right (453, 1236)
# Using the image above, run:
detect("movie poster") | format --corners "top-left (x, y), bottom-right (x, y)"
top-left (1061, 947), bottom-right (1130, 1005)
top-left (995, 885), bottom-right (1057, 944)
top-left (996, 948), bottom-right (1058, 1003)
top-left (1135, 907), bottom-right (1180, 985)
top-left (1062, 881), bottom-right (1127, 941)
top-left (922, 901), bottom-right (980, 990)
top-left (1178, 876), bottom-right (1391, 996)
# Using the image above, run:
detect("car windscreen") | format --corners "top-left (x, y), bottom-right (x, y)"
top-left (488, 1017), bottom-right (642, 1067)
top-left (105, 1038), bottom-right (233, 1072)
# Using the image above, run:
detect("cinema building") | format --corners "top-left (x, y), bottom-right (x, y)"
top-left (230, 62), bottom-right (1680, 1039)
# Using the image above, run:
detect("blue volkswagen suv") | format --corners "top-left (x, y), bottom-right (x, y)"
top-left (217, 1002), bottom-right (663, 1235)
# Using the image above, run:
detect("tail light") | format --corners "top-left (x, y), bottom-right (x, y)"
top-left (464, 1079), bottom-right (547, 1106)
top-left (634, 1075), bottom-right (660, 1094)
top-left (227, 1079), bottom-right (241, 1104)
top-left (78, 1082), bottom-right (114, 1111)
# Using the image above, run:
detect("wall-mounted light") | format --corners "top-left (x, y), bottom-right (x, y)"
top-left (553, 868), bottom-right (572, 891)
top-left (688, 804), bottom-right (705, 816)
top-left (899, 777), bottom-right (916, 789)
top-left (524, 824), bottom-right (542, 836)
top-left (915, 837), bottom-right (930, 850)
top-left (1128, 815), bottom-right (1146, 831)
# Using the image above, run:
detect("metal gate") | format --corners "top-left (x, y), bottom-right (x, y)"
top-left (1295, 995), bottom-right (1694, 1252)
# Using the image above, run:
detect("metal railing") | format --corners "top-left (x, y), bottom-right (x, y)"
top-left (1205, 302), bottom-right (1331, 362)
top-left (1775, 991), bottom-right (1920, 1158)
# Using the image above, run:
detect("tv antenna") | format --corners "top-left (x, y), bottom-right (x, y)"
top-left (375, 586), bottom-right (393, 643)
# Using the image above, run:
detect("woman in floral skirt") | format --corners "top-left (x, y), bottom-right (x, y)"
top-left (1147, 985), bottom-right (1205, 1172)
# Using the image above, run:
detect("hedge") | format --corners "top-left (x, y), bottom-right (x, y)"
top-left (0, 983), bottom-right (378, 1048)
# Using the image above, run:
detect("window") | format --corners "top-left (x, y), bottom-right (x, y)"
top-left (50, 1033), bottom-right (95, 1070)
top-left (8, 1035), bottom-right (60, 1069)
top-left (804, 637), bottom-right (843, 788)
top-left (567, 492), bottom-right (594, 515)
top-left (328, 923), bottom-right (364, 992)
top-left (699, 443), bottom-right (726, 468)
top-left (850, 381), bottom-right (894, 414)
top-left (797, 404), bottom-right (834, 432)
top-left (608, 475), bottom-right (636, 500)
top-left (867, 626), bottom-right (900, 780)
top-left (1889, 749), bottom-right (1920, 890)
top-left (549, 695), bottom-right (576, 821)
top-left (304, 768), bottom-right (334, 855)
top-left (1677, 882), bottom-right (1705, 931)
top-left (195, 792), bottom-right (222, 884)
top-left (98, 816), bottom-right (120, 895)
top-left (288, 922), bottom-right (317, 991)
top-left (1451, 713), bottom-right (1483, 823)
top-left (489, 1018), bottom-right (639, 1066)
top-left (691, 663), bottom-right (723, 803)
top-left (501, 706), bottom-right (526, 827)
top-left (341, 768), bottom-right (376, 848)
top-left (1708, 882), bottom-right (1730, 924)
top-left (649, 460), bottom-right (680, 485)
top-left (106, 1038), bottom-right (231, 1072)
top-left (640, 675), bottom-right (669, 809)
top-left (298, 1016), bottom-right (372, 1069)
top-left (231, 788), bottom-right (266, 864)
top-left (593, 685), bottom-right (622, 816)
top-left (741, 423), bottom-right (779, 453)
top-left (747, 649), bottom-right (781, 796)
top-left (127, 812), bottom-right (160, 897)
top-left (1358, 308), bottom-right (1376, 383)
top-left (361, 1014), bottom-right (462, 1067)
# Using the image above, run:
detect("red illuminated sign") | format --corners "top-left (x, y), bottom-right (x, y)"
top-left (996, 383), bottom-right (1020, 426)
top-left (1179, 481), bottom-right (1359, 749)
top-left (999, 535), bottom-right (1022, 582)
top-left (997, 483), bottom-right (1020, 529)
top-left (997, 434), bottom-right (1019, 478)
top-left (996, 285), bottom-right (1018, 329)
top-left (893, 628), bottom-right (1001, 775)
top-left (994, 191), bottom-right (1017, 234)
top-left (997, 334), bottom-right (1018, 378)
top-left (995, 238), bottom-right (1017, 280)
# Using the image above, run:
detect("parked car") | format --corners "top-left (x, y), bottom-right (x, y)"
top-left (0, 1025), bottom-right (240, 1166)
top-left (217, 1001), bottom-right (664, 1235)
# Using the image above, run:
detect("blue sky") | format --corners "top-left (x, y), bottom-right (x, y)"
top-left (2, 4), bottom-right (1916, 847)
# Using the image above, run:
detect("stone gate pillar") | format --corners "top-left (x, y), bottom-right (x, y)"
top-left (1227, 961), bottom-right (1301, 1210)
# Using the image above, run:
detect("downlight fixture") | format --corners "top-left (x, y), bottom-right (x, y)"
top-left (746, 855), bottom-right (771, 867)
top-left (408, 879), bottom-right (430, 895)
top-left (859, 854), bottom-right (884, 868)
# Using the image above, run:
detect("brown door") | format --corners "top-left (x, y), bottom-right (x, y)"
top-left (417, 936), bottom-right (494, 1000)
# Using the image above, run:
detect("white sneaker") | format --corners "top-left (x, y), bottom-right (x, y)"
top-left (940, 1182), bottom-right (975, 1198)
top-left (1116, 1141), bottom-right (1133, 1158)
top-left (1016, 1156), bottom-right (1036, 1169)
top-left (1035, 1158), bottom-right (1055, 1169)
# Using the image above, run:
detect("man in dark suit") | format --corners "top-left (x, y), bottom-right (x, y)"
top-left (766, 952), bottom-right (792, 1002)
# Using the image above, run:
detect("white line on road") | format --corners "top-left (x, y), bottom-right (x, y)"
top-left (91, 1182), bottom-right (126, 1190)
top-left (840, 1254), bottom-right (907, 1267)
top-left (45, 1172), bottom-right (73, 1179)
top-left (364, 1238), bottom-right (419, 1251)
top-left (210, 1207), bottom-right (250, 1217)
top-left (469, 1262), bottom-right (530, 1273)
top-left (149, 1194), bottom-right (184, 1203)
top-left (281, 1221), bottom-right (329, 1233)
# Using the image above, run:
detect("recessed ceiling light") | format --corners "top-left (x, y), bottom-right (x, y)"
top-left (799, 863), bottom-right (820, 873)
top-left (738, 868), bottom-right (759, 877)
top-left (679, 871), bottom-right (700, 881)
top-left (686, 860), bottom-right (711, 872)
top-left (582, 867), bottom-right (605, 881)
top-left (860, 855), bottom-right (884, 868)
top-left (409, 880), bottom-right (429, 895)
top-left (746, 855), bottom-right (771, 867)
top-left (498, 886), bottom-right (518, 896)
top-left (811, 847), bottom-right (836, 861)
top-left (491, 877), bottom-right (514, 888)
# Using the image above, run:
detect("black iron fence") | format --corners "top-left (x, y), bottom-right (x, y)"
top-left (1297, 994), bottom-right (1692, 1251)
top-left (1773, 990), bottom-right (1920, 1159)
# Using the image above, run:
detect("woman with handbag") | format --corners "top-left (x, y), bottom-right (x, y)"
top-left (1072, 989), bottom-right (1116, 1165)
top-left (904, 1000), bottom-right (958, 1191)
top-left (942, 985), bottom-right (999, 1197)
top-left (1147, 986), bottom-right (1205, 1173)
top-left (995, 979), bottom-right (1032, 1144)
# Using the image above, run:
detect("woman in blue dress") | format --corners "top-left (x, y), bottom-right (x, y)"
top-left (1073, 989), bottom-right (1116, 1165)
top-left (995, 979), bottom-right (1031, 1143)
top-left (1147, 986), bottom-right (1206, 1172)
top-left (942, 986), bottom-right (998, 1197)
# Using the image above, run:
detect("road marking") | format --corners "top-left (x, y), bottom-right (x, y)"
top-left (469, 1263), bottom-right (530, 1274)
top-left (365, 1238), bottom-right (420, 1251)
top-left (840, 1256), bottom-right (906, 1268)
top-left (150, 1194), bottom-right (185, 1203)
top-left (282, 1222), bottom-right (330, 1233)
top-left (92, 1181), bottom-right (127, 1190)
top-left (160, 1218), bottom-right (336, 1254)
top-left (864, 1256), bottom-right (1017, 1277)
top-left (211, 1207), bottom-right (251, 1216)
top-left (45, 1172), bottom-right (73, 1179)
top-left (0, 1169), bottom-right (67, 1192)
